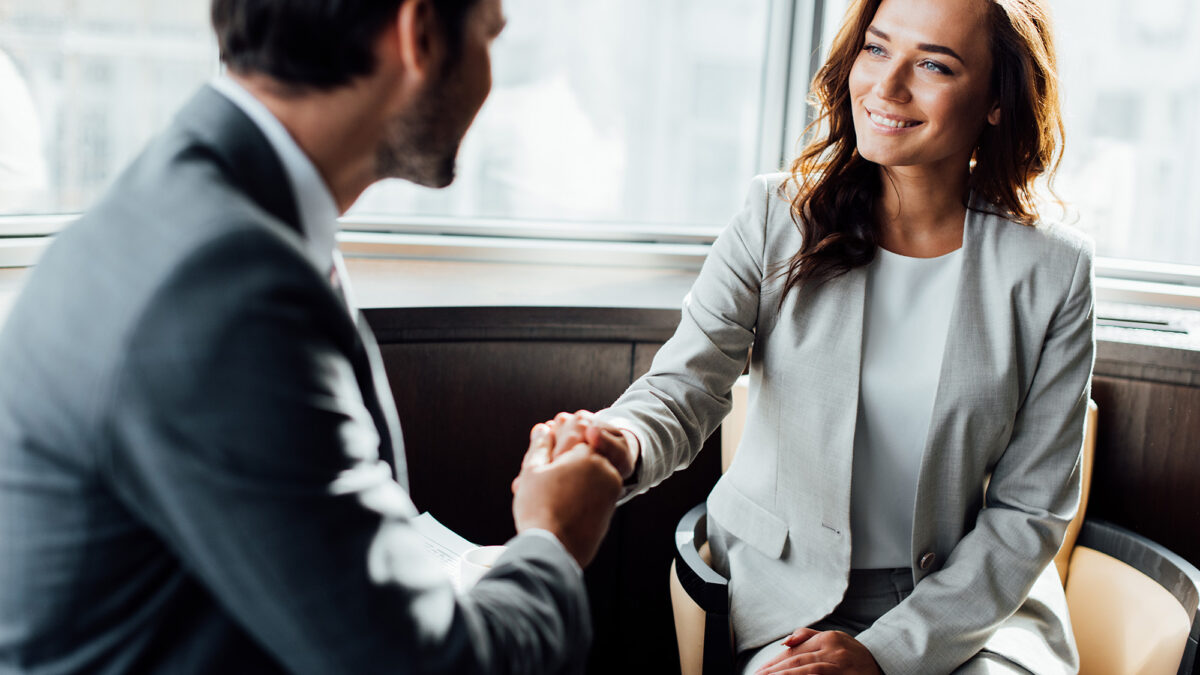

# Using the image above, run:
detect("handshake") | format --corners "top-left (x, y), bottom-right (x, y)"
top-left (510, 411), bottom-right (641, 567)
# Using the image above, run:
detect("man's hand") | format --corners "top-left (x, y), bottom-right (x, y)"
top-left (546, 410), bottom-right (639, 480)
top-left (512, 424), bottom-right (622, 567)
top-left (755, 629), bottom-right (883, 674)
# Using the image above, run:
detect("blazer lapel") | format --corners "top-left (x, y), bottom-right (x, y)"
top-left (178, 85), bottom-right (408, 488)
top-left (774, 266), bottom-right (866, 539)
top-left (823, 268), bottom-right (867, 534)
top-left (911, 205), bottom-right (1018, 570)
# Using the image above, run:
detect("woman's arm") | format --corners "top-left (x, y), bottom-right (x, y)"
top-left (594, 175), bottom-right (776, 498)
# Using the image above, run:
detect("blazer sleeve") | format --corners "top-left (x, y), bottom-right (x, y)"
top-left (596, 175), bottom-right (770, 498)
top-left (856, 238), bottom-right (1096, 675)
top-left (102, 228), bottom-right (589, 675)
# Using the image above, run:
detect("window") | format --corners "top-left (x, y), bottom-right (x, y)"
top-left (0, 2), bottom-right (217, 218)
top-left (0, 1), bottom-right (1197, 278)
top-left (1054, 0), bottom-right (1200, 268)
top-left (350, 0), bottom-right (780, 231)
top-left (0, 0), bottom-right (788, 234)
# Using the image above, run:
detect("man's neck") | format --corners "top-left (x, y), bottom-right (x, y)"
top-left (229, 72), bottom-right (390, 214)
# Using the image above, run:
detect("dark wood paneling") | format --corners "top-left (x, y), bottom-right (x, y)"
top-left (380, 340), bottom-right (634, 543)
top-left (633, 342), bottom-right (664, 380)
top-left (367, 306), bottom-right (681, 344)
top-left (1090, 376), bottom-right (1200, 567)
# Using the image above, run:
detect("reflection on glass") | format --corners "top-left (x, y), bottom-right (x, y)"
top-left (0, 0), bottom-right (216, 215)
top-left (1052, 0), bottom-right (1199, 266)
top-left (350, 0), bottom-right (773, 228)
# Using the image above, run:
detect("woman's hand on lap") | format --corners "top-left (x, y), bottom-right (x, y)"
top-left (755, 629), bottom-right (883, 674)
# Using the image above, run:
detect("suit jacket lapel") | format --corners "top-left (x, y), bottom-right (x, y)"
top-left (825, 268), bottom-right (867, 533)
top-left (179, 85), bottom-right (408, 488)
top-left (775, 266), bottom-right (866, 538)
top-left (911, 205), bottom-right (1002, 567)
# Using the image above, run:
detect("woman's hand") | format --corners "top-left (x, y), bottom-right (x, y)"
top-left (755, 629), bottom-right (883, 674)
top-left (548, 410), bottom-right (638, 479)
top-left (510, 411), bottom-right (639, 494)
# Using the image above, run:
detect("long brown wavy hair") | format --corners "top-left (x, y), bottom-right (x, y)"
top-left (779, 0), bottom-right (1064, 293)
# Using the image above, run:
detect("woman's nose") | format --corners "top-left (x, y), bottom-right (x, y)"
top-left (873, 62), bottom-right (910, 103)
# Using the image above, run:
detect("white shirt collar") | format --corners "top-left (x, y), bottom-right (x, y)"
top-left (210, 75), bottom-right (341, 274)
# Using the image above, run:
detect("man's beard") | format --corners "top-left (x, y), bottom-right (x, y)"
top-left (374, 71), bottom-right (467, 189)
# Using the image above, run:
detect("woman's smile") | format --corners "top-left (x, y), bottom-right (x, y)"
top-left (864, 107), bottom-right (923, 132)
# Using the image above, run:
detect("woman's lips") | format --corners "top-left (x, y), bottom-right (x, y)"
top-left (865, 107), bottom-right (922, 130)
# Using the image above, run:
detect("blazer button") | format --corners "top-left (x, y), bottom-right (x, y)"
top-left (919, 553), bottom-right (937, 570)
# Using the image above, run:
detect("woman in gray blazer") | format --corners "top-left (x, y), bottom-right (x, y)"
top-left (547, 0), bottom-right (1092, 672)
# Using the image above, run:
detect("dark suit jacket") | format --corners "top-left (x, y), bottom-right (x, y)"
top-left (0, 86), bottom-right (590, 674)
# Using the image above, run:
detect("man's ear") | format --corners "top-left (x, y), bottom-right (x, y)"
top-left (393, 0), bottom-right (444, 80)
top-left (987, 101), bottom-right (1002, 126)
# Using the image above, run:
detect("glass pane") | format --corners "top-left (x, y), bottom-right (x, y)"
top-left (349, 0), bottom-right (774, 228)
top-left (0, 1), bottom-right (217, 215)
top-left (1055, 0), bottom-right (1200, 266)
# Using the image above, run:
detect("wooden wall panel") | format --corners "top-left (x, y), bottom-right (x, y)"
top-left (379, 340), bottom-right (635, 544)
top-left (1090, 376), bottom-right (1200, 567)
top-left (633, 341), bottom-right (664, 380)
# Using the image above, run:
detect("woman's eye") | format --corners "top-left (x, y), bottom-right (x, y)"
top-left (863, 44), bottom-right (886, 57)
top-left (920, 60), bottom-right (952, 75)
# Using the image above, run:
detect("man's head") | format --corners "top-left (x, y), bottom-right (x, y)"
top-left (212, 0), bottom-right (503, 190)
top-left (212, 0), bottom-right (479, 91)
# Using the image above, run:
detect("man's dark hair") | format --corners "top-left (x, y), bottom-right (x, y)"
top-left (212, 0), bottom-right (479, 90)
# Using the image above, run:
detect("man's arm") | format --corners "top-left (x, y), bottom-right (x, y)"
top-left (102, 229), bottom-right (614, 674)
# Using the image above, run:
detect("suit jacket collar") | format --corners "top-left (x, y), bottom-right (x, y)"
top-left (174, 85), bottom-right (303, 236)
top-left (172, 85), bottom-right (409, 488)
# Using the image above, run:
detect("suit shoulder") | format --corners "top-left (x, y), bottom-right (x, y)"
top-left (1035, 217), bottom-right (1094, 261)
top-left (745, 172), bottom-right (796, 206)
top-left (735, 172), bottom-right (798, 230)
top-left (985, 209), bottom-right (1094, 267)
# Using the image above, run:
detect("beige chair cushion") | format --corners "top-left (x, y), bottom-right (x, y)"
top-left (1065, 546), bottom-right (1190, 675)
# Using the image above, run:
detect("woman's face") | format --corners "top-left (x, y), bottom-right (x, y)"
top-left (848, 0), bottom-right (1000, 175)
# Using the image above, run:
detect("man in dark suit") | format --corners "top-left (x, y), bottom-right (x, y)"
top-left (0, 0), bottom-right (623, 672)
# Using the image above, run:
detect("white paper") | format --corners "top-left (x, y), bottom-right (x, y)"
top-left (411, 512), bottom-right (477, 590)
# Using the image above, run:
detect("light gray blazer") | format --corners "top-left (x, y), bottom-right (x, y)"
top-left (600, 173), bottom-right (1094, 674)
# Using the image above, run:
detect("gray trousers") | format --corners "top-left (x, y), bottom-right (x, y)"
top-left (737, 568), bottom-right (1032, 674)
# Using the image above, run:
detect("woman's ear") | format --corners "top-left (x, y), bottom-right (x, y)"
top-left (987, 101), bottom-right (1002, 126)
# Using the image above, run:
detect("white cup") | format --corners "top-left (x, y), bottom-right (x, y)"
top-left (458, 545), bottom-right (508, 589)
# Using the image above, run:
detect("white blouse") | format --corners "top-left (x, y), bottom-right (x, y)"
top-left (850, 246), bottom-right (963, 569)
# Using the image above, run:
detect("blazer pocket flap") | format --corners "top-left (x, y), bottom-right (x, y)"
top-left (707, 481), bottom-right (788, 559)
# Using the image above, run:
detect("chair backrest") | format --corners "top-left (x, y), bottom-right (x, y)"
top-left (1065, 519), bottom-right (1200, 675)
top-left (1055, 399), bottom-right (1099, 585)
